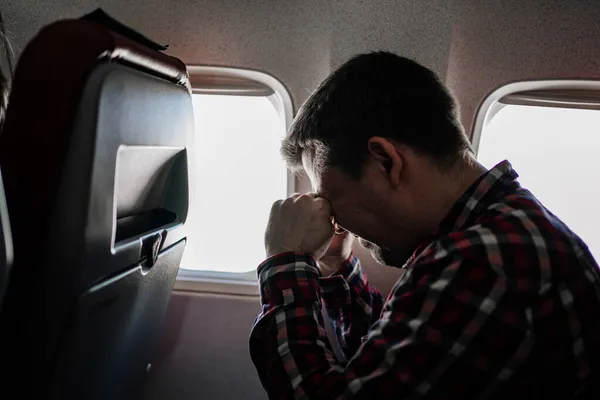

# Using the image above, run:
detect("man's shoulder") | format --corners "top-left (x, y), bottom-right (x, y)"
top-left (480, 191), bottom-right (586, 252)
top-left (413, 191), bottom-right (589, 285)
top-left (460, 189), bottom-right (585, 252)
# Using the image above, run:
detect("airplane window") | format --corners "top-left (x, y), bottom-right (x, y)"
top-left (181, 94), bottom-right (288, 273)
top-left (477, 104), bottom-right (600, 261)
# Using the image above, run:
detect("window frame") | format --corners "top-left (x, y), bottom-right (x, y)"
top-left (174, 65), bottom-right (295, 295)
top-left (471, 79), bottom-right (600, 155)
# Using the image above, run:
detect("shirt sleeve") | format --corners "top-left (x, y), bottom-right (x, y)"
top-left (249, 244), bottom-right (532, 399)
top-left (318, 254), bottom-right (384, 359)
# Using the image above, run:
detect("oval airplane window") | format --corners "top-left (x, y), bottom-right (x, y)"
top-left (178, 67), bottom-right (293, 286)
top-left (474, 81), bottom-right (600, 262)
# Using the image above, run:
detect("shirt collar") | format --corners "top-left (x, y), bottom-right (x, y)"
top-left (438, 160), bottom-right (520, 234)
top-left (403, 160), bottom-right (519, 268)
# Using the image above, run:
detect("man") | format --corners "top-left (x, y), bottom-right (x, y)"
top-left (249, 52), bottom-right (600, 399)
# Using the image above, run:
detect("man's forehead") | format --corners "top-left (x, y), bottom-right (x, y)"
top-left (300, 150), bottom-right (347, 199)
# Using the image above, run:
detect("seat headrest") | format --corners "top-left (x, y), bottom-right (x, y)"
top-left (27, 19), bottom-right (189, 89)
top-left (0, 17), bottom-right (190, 264)
top-left (80, 8), bottom-right (170, 52)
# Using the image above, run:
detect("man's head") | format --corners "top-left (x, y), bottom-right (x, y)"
top-left (281, 52), bottom-right (475, 266)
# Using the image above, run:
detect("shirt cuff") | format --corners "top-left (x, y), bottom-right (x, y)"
top-left (257, 252), bottom-right (322, 310)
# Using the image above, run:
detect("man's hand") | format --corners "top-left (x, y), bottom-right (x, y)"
top-left (319, 232), bottom-right (355, 276)
top-left (265, 193), bottom-right (335, 260)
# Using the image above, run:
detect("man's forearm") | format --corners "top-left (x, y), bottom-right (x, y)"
top-left (319, 254), bottom-right (384, 357)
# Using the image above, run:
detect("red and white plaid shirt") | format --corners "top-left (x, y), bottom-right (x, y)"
top-left (250, 161), bottom-right (600, 399)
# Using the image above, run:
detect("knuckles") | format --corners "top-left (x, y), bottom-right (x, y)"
top-left (295, 194), bottom-right (313, 204)
top-left (272, 194), bottom-right (332, 222)
top-left (265, 193), bottom-right (336, 258)
top-left (313, 197), bottom-right (331, 213)
top-left (270, 199), bottom-right (284, 212)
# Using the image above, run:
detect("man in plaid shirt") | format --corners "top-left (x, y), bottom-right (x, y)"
top-left (249, 52), bottom-right (600, 399)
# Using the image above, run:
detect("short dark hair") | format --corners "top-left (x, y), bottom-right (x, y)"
top-left (281, 51), bottom-right (472, 178)
top-left (0, 65), bottom-right (8, 129)
top-left (0, 12), bottom-right (12, 130)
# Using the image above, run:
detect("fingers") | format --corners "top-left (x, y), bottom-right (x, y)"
top-left (275, 193), bottom-right (333, 231)
top-left (265, 192), bottom-right (336, 259)
top-left (270, 198), bottom-right (284, 212)
top-left (285, 193), bottom-right (310, 203)
top-left (313, 196), bottom-right (331, 213)
top-left (283, 193), bottom-right (331, 214)
top-left (282, 194), bottom-right (314, 213)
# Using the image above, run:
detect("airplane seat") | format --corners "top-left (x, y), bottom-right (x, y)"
top-left (0, 15), bottom-right (193, 399)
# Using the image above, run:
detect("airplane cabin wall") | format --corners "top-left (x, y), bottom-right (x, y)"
top-left (446, 0), bottom-right (600, 137)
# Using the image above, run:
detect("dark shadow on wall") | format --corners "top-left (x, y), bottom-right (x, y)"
top-left (138, 292), bottom-right (266, 400)
top-left (134, 293), bottom-right (192, 399)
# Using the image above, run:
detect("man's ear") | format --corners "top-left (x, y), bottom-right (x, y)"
top-left (367, 137), bottom-right (403, 187)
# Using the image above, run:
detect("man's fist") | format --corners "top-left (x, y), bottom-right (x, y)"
top-left (265, 193), bottom-right (335, 260)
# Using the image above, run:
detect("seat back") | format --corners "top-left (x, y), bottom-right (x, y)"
top-left (0, 17), bottom-right (193, 399)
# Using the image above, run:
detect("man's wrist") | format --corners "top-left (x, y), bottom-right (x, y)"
top-left (318, 252), bottom-right (354, 277)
